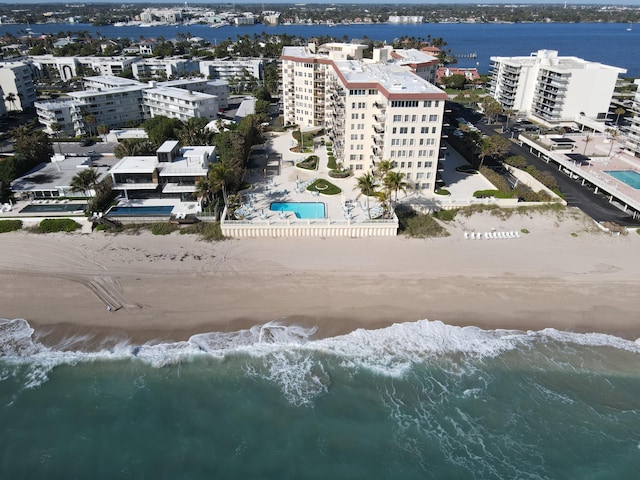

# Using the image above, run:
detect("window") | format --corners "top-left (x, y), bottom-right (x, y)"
top-left (421, 127), bottom-right (428, 134)
top-left (424, 100), bottom-right (432, 107)
top-left (429, 114), bottom-right (438, 122)
top-left (393, 115), bottom-right (402, 122)
top-left (399, 127), bottom-right (408, 134)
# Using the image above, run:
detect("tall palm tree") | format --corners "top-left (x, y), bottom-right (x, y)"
top-left (614, 106), bottom-right (626, 125)
top-left (208, 161), bottom-right (234, 214)
top-left (4, 92), bottom-right (17, 111)
top-left (194, 176), bottom-right (212, 207)
top-left (70, 168), bottom-right (100, 198)
top-left (83, 113), bottom-right (97, 137)
top-left (383, 170), bottom-right (409, 212)
top-left (583, 134), bottom-right (592, 155)
top-left (353, 171), bottom-right (377, 219)
top-left (375, 159), bottom-right (393, 179)
top-left (606, 128), bottom-right (619, 156)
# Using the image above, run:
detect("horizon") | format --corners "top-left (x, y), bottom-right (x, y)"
top-left (2, 1), bottom-right (640, 6)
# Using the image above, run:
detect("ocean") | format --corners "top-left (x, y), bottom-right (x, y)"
top-left (2, 317), bottom-right (640, 479)
top-left (1, 22), bottom-right (638, 76)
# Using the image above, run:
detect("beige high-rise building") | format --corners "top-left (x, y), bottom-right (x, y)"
top-left (281, 43), bottom-right (446, 192)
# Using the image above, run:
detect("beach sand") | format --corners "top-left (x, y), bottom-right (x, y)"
top-left (1, 208), bottom-right (639, 346)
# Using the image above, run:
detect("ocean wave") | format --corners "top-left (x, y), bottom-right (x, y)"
top-left (2, 317), bottom-right (640, 405)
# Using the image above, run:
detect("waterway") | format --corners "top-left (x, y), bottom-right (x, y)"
top-left (1, 22), bottom-right (638, 77)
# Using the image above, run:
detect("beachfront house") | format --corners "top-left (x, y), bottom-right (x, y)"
top-left (109, 140), bottom-right (216, 202)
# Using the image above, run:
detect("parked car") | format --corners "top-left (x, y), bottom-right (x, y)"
top-left (79, 139), bottom-right (93, 146)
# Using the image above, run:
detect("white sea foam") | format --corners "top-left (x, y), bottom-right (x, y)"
top-left (2, 317), bottom-right (640, 399)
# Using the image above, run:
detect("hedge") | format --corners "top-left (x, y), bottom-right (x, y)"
top-left (0, 219), bottom-right (22, 233)
top-left (38, 218), bottom-right (81, 233)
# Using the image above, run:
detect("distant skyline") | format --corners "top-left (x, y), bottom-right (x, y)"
top-left (2, 0), bottom-right (640, 6)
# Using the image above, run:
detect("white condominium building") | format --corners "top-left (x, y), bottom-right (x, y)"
top-left (490, 49), bottom-right (626, 124)
top-left (143, 86), bottom-right (218, 122)
top-left (198, 58), bottom-right (263, 84)
top-left (281, 43), bottom-right (447, 191)
top-left (624, 79), bottom-right (640, 158)
top-left (36, 76), bottom-right (226, 136)
top-left (0, 60), bottom-right (37, 111)
top-left (30, 55), bottom-right (137, 81)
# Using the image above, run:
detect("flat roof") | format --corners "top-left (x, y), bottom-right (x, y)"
top-left (157, 140), bottom-right (180, 153)
top-left (334, 60), bottom-right (443, 95)
top-left (110, 156), bottom-right (158, 174)
top-left (11, 157), bottom-right (109, 192)
top-left (144, 86), bottom-right (215, 101)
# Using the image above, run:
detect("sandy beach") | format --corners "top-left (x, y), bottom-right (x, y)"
top-left (1, 208), bottom-right (639, 346)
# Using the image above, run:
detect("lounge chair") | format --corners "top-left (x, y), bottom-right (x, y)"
top-left (464, 231), bottom-right (469, 240)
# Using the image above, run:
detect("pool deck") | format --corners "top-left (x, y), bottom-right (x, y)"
top-left (524, 132), bottom-right (640, 215)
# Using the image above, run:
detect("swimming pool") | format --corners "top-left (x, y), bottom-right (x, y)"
top-left (107, 205), bottom-right (175, 216)
top-left (20, 203), bottom-right (87, 213)
top-left (270, 202), bottom-right (325, 219)
top-left (605, 170), bottom-right (640, 189)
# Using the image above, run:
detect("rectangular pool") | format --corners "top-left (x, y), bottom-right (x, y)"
top-left (20, 203), bottom-right (87, 213)
top-left (107, 205), bottom-right (175, 216)
top-left (605, 170), bottom-right (640, 189)
top-left (270, 202), bottom-right (325, 219)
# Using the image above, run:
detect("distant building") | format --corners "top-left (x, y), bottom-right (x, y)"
top-left (198, 58), bottom-right (263, 85)
top-left (30, 55), bottom-right (138, 81)
top-left (281, 42), bottom-right (447, 191)
top-left (489, 49), bottom-right (626, 124)
top-left (0, 60), bottom-right (37, 111)
top-left (131, 57), bottom-right (198, 81)
top-left (388, 16), bottom-right (424, 24)
top-left (437, 67), bottom-right (480, 85)
top-left (143, 85), bottom-right (218, 122)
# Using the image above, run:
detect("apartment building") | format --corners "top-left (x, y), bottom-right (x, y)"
top-left (139, 8), bottom-right (183, 24)
top-left (198, 58), bottom-right (263, 84)
top-left (30, 55), bottom-right (138, 81)
top-left (490, 49), bottom-right (626, 125)
top-left (281, 43), bottom-right (447, 191)
top-left (109, 140), bottom-right (216, 202)
top-left (0, 60), bottom-right (37, 111)
top-left (36, 76), bottom-right (227, 136)
top-left (143, 86), bottom-right (218, 122)
top-left (131, 57), bottom-right (198, 81)
top-left (624, 79), bottom-right (640, 158)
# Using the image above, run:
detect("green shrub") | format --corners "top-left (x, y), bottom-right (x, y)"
top-left (307, 178), bottom-right (341, 195)
top-left (297, 155), bottom-right (318, 170)
top-left (329, 169), bottom-right (351, 179)
top-left (521, 228), bottom-right (530, 234)
top-left (327, 155), bottom-right (337, 170)
top-left (0, 219), bottom-right (22, 233)
top-left (455, 165), bottom-right (477, 174)
top-left (504, 155), bottom-right (528, 169)
top-left (435, 189), bottom-right (450, 196)
top-left (179, 221), bottom-right (226, 241)
top-left (433, 209), bottom-right (457, 221)
top-left (150, 222), bottom-right (179, 235)
top-left (473, 189), bottom-right (513, 199)
top-left (38, 218), bottom-right (81, 233)
top-left (396, 207), bottom-right (450, 238)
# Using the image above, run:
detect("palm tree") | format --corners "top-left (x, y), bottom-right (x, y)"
top-left (70, 168), bottom-right (100, 198)
top-left (83, 114), bottom-right (97, 137)
top-left (97, 124), bottom-right (110, 143)
top-left (614, 106), bottom-right (626, 125)
top-left (4, 92), bottom-right (18, 111)
top-left (606, 128), bottom-right (619, 156)
top-left (375, 159), bottom-right (393, 179)
top-left (208, 161), bottom-right (234, 214)
top-left (583, 134), bottom-right (592, 155)
top-left (114, 139), bottom-right (142, 158)
top-left (194, 176), bottom-right (212, 207)
top-left (50, 122), bottom-right (63, 155)
top-left (353, 171), bottom-right (377, 219)
top-left (383, 170), bottom-right (409, 212)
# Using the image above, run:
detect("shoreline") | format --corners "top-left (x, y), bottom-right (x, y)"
top-left (2, 209), bottom-right (640, 348)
